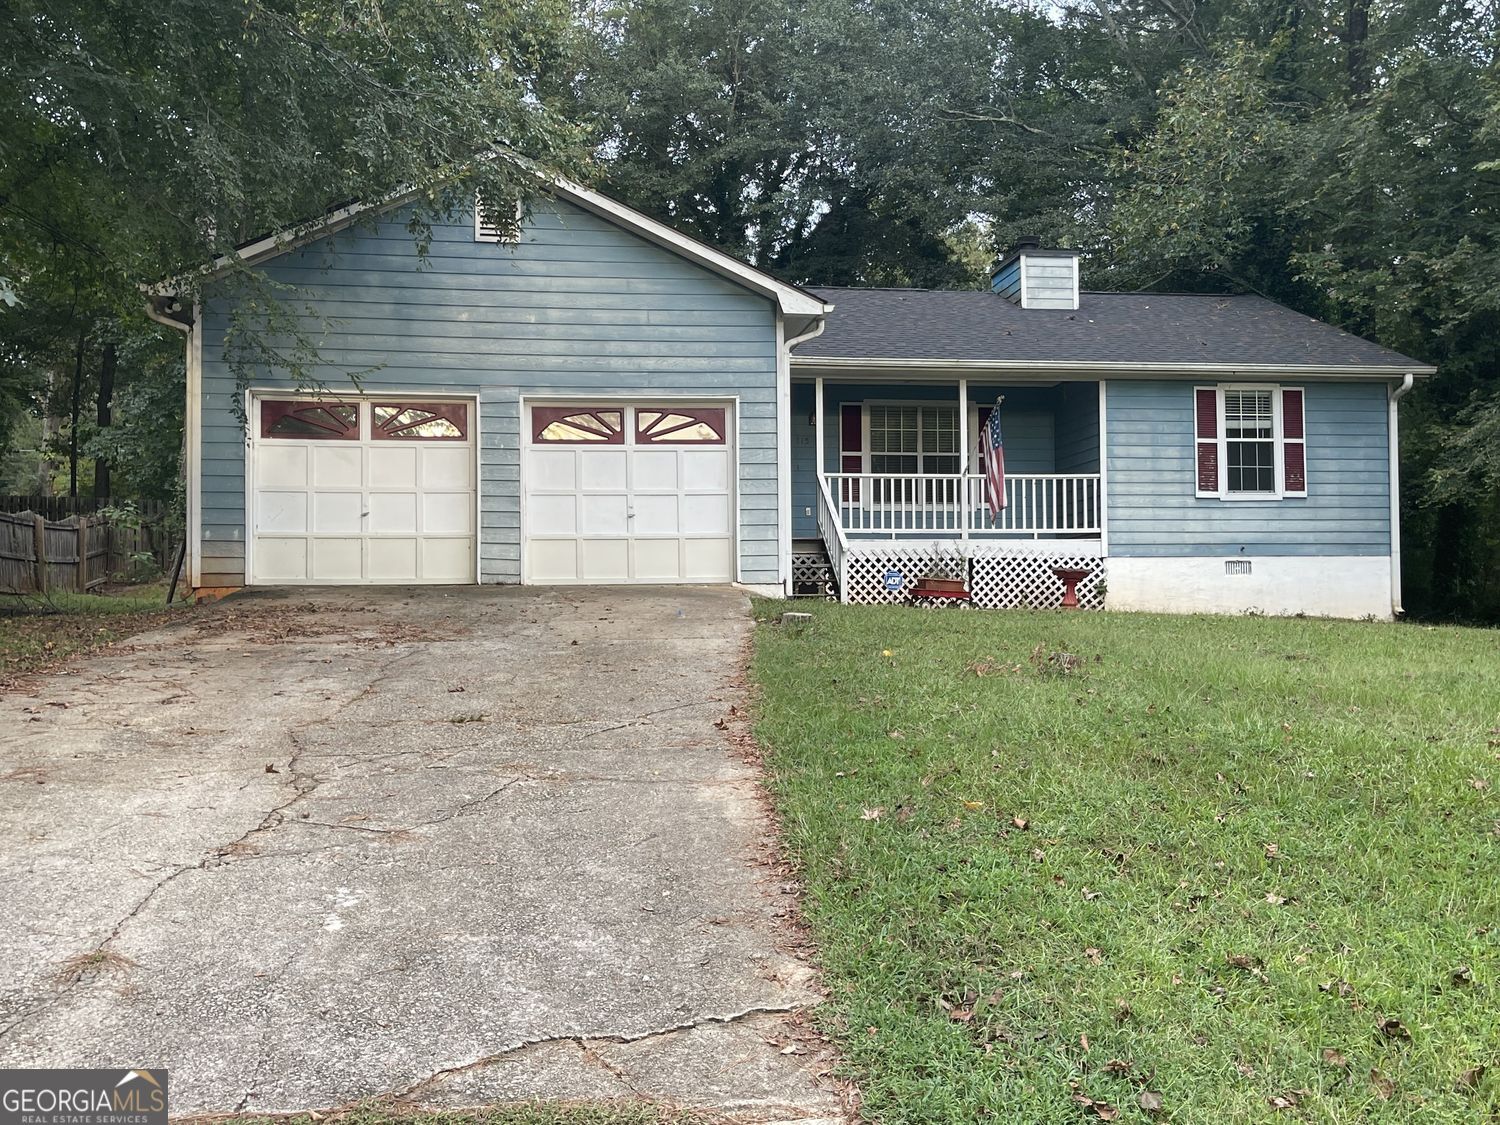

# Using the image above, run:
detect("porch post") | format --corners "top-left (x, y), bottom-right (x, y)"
top-left (814, 376), bottom-right (826, 478)
top-left (958, 378), bottom-right (969, 542)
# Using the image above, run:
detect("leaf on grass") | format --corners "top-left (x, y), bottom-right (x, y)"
top-left (1265, 892), bottom-right (1288, 905)
top-left (1450, 964), bottom-right (1473, 986)
top-left (1082, 887), bottom-right (1102, 901)
top-left (1468, 777), bottom-right (1490, 791)
top-left (1264, 842), bottom-right (1280, 859)
top-left (1321, 1048), bottom-right (1350, 1069)
top-left (1103, 1058), bottom-right (1132, 1077)
top-left (1139, 1090), bottom-right (1164, 1114)
top-left (1084, 947), bottom-right (1104, 964)
top-left (1319, 978), bottom-right (1354, 998)
top-left (1370, 1070), bottom-right (1395, 1099)
top-left (1072, 1095), bottom-right (1121, 1120)
top-left (1376, 1016), bottom-right (1411, 1041)
top-left (1268, 1091), bottom-right (1303, 1110)
top-left (887, 729), bottom-right (904, 740)
top-left (859, 806), bottom-right (885, 821)
top-left (1080, 1033), bottom-right (1090, 1052)
top-left (1031, 847), bottom-right (1046, 862)
top-left (1226, 952), bottom-right (1267, 980)
top-left (1012, 815), bottom-right (1030, 830)
top-left (963, 799), bottom-right (985, 811)
top-left (1457, 1065), bottom-right (1486, 1092)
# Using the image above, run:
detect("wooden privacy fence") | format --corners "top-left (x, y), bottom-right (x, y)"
top-left (0, 512), bottom-right (146, 595)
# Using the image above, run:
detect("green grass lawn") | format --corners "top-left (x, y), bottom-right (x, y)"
top-left (0, 583), bottom-right (185, 686)
top-left (752, 604), bottom-right (1500, 1122)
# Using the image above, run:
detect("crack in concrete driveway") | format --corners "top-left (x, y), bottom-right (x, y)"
top-left (0, 586), bottom-right (843, 1122)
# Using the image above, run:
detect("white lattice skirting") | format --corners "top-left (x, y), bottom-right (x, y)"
top-left (843, 546), bottom-right (1106, 610)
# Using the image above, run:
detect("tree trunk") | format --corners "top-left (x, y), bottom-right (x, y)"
top-left (69, 332), bottom-right (85, 499)
top-left (94, 340), bottom-right (116, 500)
top-left (1346, 0), bottom-right (1370, 100)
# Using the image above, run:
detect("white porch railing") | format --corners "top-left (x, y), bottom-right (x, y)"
top-left (823, 472), bottom-right (1102, 538)
top-left (816, 472), bottom-right (850, 594)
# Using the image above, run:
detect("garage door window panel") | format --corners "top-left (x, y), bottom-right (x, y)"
top-left (373, 403), bottom-right (468, 440)
top-left (636, 408), bottom-right (725, 444)
top-left (261, 400), bottom-right (359, 439)
top-left (533, 408), bottom-right (625, 443)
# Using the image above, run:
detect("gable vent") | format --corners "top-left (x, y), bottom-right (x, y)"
top-left (991, 237), bottom-right (1080, 310)
top-left (475, 194), bottom-right (521, 243)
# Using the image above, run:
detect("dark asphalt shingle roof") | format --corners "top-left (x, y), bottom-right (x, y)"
top-left (794, 287), bottom-right (1431, 370)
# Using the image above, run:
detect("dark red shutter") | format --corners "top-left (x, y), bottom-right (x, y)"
top-left (1282, 387), bottom-right (1306, 495)
top-left (840, 403), bottom-right (862, 502)
top-left (1194, 387), bottom-right (1219, 495)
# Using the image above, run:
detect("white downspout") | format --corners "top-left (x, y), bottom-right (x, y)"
top-left (144, 296), bottom-right (198, 590)
top-left (780, 316), bottom-right (828, 595)
top-left (1388, 373), bottom-right (1415, 617)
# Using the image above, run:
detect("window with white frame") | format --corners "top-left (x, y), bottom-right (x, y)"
top-left (1223, 388), bottom-right (1276, 493)
top-left (1194, 384), bottom-right (1307, 500)
top-left (868, 405), bottom-right (961, 474)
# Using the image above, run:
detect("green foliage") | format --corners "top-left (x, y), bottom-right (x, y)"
top-left (754, 602), bottom-right (1500, 1121)
top-left (0, 0), bottom-right (589, 500)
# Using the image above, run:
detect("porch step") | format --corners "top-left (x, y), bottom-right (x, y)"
top-left (792, 538), bottom-right (837, 599)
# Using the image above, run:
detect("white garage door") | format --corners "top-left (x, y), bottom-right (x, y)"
top-left (524, 403), bottom-right (734, 584)
top-left (250, 397), bottom-right (476, 584)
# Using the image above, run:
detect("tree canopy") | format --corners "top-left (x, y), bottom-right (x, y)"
top-left (2, 0), bottom-right (1496, 616)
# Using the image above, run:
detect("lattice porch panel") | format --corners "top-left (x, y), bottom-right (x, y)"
top-left (843, 546), bottom-right (951, 605)
top-left (842, 546), bottom-right (1105, 609)
top-left (791, 553), bottom-right (836, 599)
top-left (968, 552), bottom-right (1105, 610)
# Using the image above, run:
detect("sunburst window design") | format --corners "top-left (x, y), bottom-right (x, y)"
top-left (261, 400), bottom-right (359, 439)
top-left (373, 403), bottom-right (468, 440)
top-left (532, 408), bottom-right (626, 443)
top-left (635, 408), bottom-right (725, 444)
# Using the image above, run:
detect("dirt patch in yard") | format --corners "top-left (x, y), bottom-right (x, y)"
top-left (0, 598), bottom-right (187, 692)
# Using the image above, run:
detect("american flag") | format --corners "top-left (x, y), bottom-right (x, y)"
top-left (981, 406), bottom-right (1007, 518)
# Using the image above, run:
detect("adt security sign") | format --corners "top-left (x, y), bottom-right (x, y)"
top-left (882, 569), bottom-right (904, 592)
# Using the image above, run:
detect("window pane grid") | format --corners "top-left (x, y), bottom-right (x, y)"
top-left (1224, 389), bottom-right (1276, 493)
top-left (868, 405), bottom-right (959, 472)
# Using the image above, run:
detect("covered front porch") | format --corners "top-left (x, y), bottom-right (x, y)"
top-left (791, 375), bottom-right (1106, 606)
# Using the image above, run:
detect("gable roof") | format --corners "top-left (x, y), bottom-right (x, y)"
top-left (157, 172), bottom-right (831, 321)
top-left (793, 287), bottom-right (1434, 375)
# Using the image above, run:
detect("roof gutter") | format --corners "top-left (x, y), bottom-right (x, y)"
top-left (1388, 372), bottom-right (1416, 617)
top-left (791, 356), bottom-right (1438, 378)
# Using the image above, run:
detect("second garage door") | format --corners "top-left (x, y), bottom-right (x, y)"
top-left (523, 403), bottom-right (735, 584)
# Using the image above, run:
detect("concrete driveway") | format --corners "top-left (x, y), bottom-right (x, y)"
top-left (0, 586), bottom-right (842, 1122)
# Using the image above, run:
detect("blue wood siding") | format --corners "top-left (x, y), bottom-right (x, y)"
top-left (197, 200), bottom-right (780, 585)
top-left (790, 382), bottom-right (1073, 538)
top-left (1105, 379), bottom-right (1390, 557)
top-left (1055, 382), bottom-right (1100, 473)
